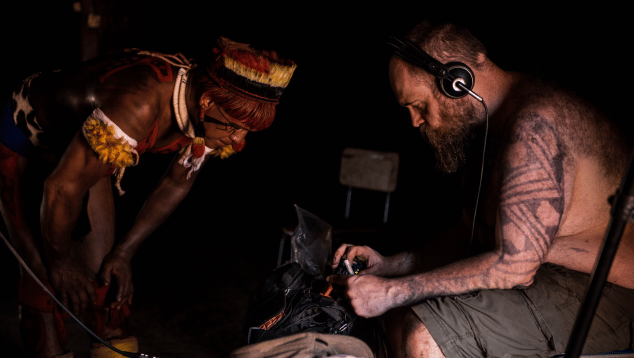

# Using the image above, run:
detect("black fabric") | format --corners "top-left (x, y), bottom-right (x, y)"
top-left (243, 263), bottom-right (369, 345)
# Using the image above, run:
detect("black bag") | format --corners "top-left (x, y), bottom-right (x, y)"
top-left (243, 262), bottom-right (360, 344)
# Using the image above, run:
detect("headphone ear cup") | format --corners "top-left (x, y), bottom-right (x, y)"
top-left (438, 62), bottom-right (475, 99)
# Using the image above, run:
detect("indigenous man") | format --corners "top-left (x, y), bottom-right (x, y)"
top-left (328, 20), bottom-right (634, 358)
top-left (0, 37), bottom-right (296, 358)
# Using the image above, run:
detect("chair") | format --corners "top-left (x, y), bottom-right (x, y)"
top-left (339, 147), bottom-right (399, 224)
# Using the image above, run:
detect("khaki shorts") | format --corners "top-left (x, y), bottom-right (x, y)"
top-left (413, 264), bottom-right (634, 358)
top-left (230, 332), bottom-right (374, 358)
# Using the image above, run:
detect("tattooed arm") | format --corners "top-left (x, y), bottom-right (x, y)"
top-left (329, 114), bottom-right (566, 318)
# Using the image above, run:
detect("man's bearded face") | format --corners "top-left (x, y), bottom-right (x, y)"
top-left (421, 95), bottom-right (478, 174)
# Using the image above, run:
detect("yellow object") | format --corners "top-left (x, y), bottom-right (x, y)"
top-left (193, 136), bottom-right (205, 146)
top-left (82, 116), bottom-right (138, 168)
top-left (213, 145), bottom-right (236, 159)
top-left (223, 56), bottom-right (296, 88)
top-left (82, 111), bottom-right (140, 195)
top-left (90, 336), bottom-right (138, 358)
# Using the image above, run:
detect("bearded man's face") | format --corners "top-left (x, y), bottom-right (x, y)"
top-left (422, 93), bottom-right (479, 173)
top-left (388, 58), bottom-right (480, 173)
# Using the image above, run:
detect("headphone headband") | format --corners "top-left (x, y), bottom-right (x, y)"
top-left (386, 36), bottom-right (450, 80)
top-left (386, 36), bottom-right (479, 100)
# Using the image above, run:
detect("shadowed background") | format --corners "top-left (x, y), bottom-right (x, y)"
top-left (1, 2), bottom-right (630, 357)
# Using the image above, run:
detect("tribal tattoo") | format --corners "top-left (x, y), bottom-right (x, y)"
top-left (495, 116), bottom-right (565, 282)
top-left (400, 115), bottom-right (566, 303)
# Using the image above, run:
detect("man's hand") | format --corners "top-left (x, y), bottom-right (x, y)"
top-left (331, 244), bottom-right (391, 277)
top-left (99, 248), bottom-right (133, 309)
top-left (49, 258), bottom-right (97, 315)
top-left (327, 274), bottom-right (394, 318)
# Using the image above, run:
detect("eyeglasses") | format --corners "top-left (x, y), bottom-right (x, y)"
top-left (203, 107), bottom-right (245, 135)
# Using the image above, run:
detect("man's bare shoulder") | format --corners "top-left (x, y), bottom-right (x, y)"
top-left (502, 78), bottom-right (628, 177)
top-left (83, 53), bottom-right (178, 136)
top-left (504, 78), bottom-right (580, 129)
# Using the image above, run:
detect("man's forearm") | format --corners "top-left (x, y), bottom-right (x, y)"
top-left (114, 175), bottom-right (193, 257)
top-left (384, 251), bottom-right (422, 276)
top-left (40, 185), bottom-right (84, 266)
top-left (385, 226), bottom-right (472, 277)
top-left (389, 250), bottom-right (522, 307)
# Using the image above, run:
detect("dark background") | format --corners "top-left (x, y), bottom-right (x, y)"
top-left (1, 2), bottom-right (631, 357)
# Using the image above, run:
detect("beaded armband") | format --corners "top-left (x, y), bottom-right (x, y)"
top-left (82, 109), bottom-right (139, 195)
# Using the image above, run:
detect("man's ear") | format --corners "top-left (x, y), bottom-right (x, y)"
top-left (199, 93), bottom-right (214, 110)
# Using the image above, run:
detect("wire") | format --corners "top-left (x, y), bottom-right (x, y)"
top-left (466, 97), bottom-right (489, 256)
top-left (0, 231), bottom-right (158, 358)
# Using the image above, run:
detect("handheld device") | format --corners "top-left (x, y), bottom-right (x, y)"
top-left (334, 257), bottom-right (366, 275)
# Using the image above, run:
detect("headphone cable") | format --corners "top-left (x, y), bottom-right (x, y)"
top-left (456, 81), bottom-right (489, 256)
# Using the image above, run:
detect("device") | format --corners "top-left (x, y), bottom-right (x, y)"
top-left (334, 257), bottom-right (366, 276)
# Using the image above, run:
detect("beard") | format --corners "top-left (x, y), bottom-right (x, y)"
top-left (421, 96), bottom-right (480, 174)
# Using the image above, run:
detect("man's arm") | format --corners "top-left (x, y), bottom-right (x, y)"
top-left (398, 115), bottom-right (565, 295)
top-left (111, 155), bottom-right (201, 256)
top-left (332, 114), bottom-right (567, 317)
top-left (98, 154), bottom-right (205, 307)
top-left (331, 222), bottom-right (471, 278)
top-left (41, 131), bottom-right (113, 313)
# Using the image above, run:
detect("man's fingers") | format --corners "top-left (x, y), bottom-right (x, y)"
top-left (110, 276), bottom-right (132, 309)
top-left (69, 292), bottom-right (81, 315)
top-left (99, 267), bottom-right (112, 287)
top-left (78, 290), bottom-right (90, 313)
top-left (116, 280), bottom-right (128, 304)
top-left (85, 280), bottom-right (97, 305)
top-left (60, 291), bottom-right (69, 311)
top-left (331, 244), bottom-right (353, 267)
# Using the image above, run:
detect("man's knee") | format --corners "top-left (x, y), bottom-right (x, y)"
top-left (383, 307), bottom-right (445, 358)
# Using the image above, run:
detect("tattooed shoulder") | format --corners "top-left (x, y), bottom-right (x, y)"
top-left (495, 112), bottom-right (566, 276)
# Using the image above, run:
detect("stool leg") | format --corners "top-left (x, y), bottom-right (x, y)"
top-left (345, 187), bottom-right (352, 220)
top-left (383, 192), bottom-right (391, 224)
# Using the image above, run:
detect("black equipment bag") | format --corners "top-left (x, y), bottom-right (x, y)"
top-left (243, 262), bottom-right (361, 344)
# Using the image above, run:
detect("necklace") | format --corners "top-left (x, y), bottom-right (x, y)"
top-left (130, 49), bottom-right (214, 177)
top-left (173, 67), bottom-right (195, 138)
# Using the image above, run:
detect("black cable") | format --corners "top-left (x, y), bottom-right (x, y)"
top-left (1, 231), bottom-right (158, 358)
top-left (466, 97), bottom-right (488, 256)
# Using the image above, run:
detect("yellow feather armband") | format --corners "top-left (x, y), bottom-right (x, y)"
top-left (83, 118), bottom-right (137, 167)
top-left (82, 109), bottom-right (139, 195)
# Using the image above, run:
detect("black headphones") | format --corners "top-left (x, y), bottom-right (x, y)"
top-left (386, 36), bottom-right (481, 101)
